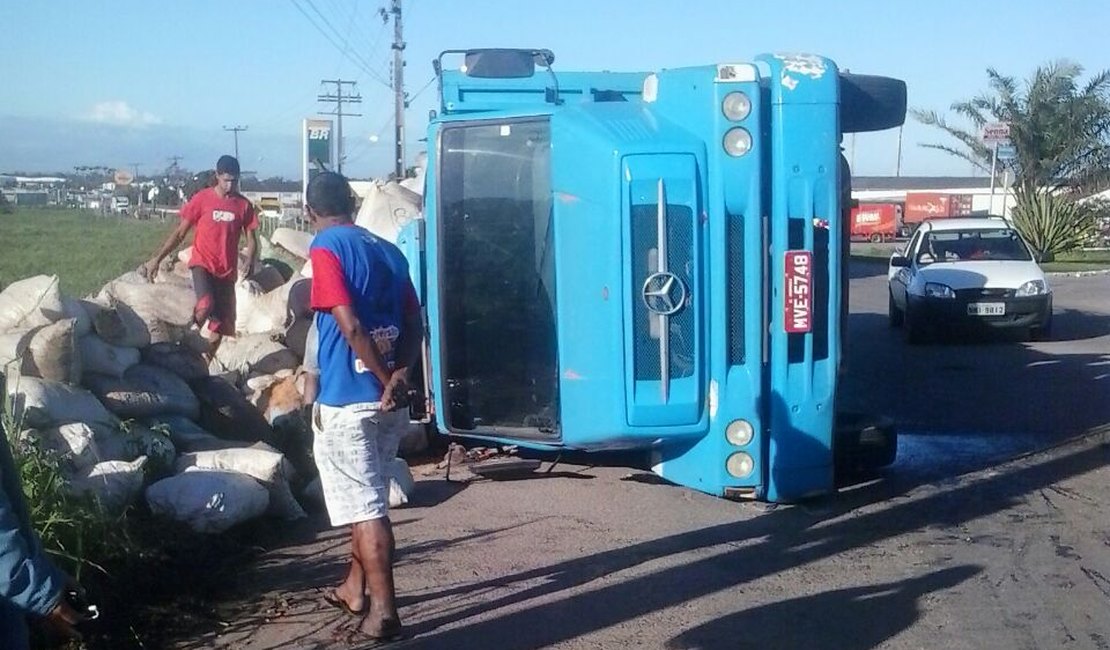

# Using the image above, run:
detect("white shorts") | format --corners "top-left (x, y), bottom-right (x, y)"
top-left (312, 402), bottom-right (407, 527)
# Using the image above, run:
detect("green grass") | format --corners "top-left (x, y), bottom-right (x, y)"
top-left (1042, 249), bottom-right (1110, 273)
top-left (0, 208), bottom-right (175, 298)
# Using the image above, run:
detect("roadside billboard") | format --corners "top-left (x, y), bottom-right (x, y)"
top-left (302, 118), bottom-right (335, 200)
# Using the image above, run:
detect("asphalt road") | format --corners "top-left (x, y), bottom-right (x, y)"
top-left (179, 260), bottom-right (1110, 650)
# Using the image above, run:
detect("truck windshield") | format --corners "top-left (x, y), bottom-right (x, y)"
top-left (438, 119), bottom-right (559, 434)
top-left (921, 229), bottom-right (1032, 262)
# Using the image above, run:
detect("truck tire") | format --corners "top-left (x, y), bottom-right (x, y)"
top-left (870, 233), bottom-right (882, 244)
top-left (835, 412), bottom-right (898, 475)
top-left (840, 73), bottom-right (907, 133)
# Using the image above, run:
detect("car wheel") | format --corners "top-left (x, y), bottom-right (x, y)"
top-left (1029, 316), bottom-right (1053, 342)
top-left (888, 290), bottom-right (903, 327)
top-left (904, 305), bottom-right (927, 344)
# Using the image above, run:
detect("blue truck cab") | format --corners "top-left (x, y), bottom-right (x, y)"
top-left (402, 49), bottom-right (906, 502)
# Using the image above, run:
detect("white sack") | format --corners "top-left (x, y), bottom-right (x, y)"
top-left (354, 180), bottom-right (422, 244)
top-left (5, 374), bottom-right (120, 429)
top-left (0, 275), bottom-right (64, 331)
top-left (269, 228), bottom-right (313, 260)
top-left (210, 334), bottom-right (298, 377)
top-left (146, 470), bottom-right (270, 534)
top-left (175, 446), bottom-right (306, 520)
top-left (69, 457), bottom-right (148, 513)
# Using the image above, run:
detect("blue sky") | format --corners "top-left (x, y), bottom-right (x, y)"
top-left (0, 0), bottom-right (1105, 179)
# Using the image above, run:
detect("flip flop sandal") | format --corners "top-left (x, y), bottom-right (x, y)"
top-left (321, 589), bottom-right (364, 617)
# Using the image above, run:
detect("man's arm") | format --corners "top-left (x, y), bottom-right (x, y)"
top-left (390, 282), bottom-right (424, 379)
top-left (330, 304), bottom-right (392, 387)
top-left (381, 280), bottom-right (424, 411)
top-left (141, 219), bottom-right (192, 281)
top-left (241, 229), bottom-right (259, 279)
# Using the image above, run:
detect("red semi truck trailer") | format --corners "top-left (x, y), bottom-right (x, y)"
top-left (849, 203), bottom-right (900, 242)
top-left (900, 192), bottom-right (973, 236)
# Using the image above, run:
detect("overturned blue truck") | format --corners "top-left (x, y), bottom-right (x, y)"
top-left (396, 49), bottom-right (907, 502)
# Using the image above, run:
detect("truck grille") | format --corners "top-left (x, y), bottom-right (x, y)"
top-left (631, 203), bottom-right (695, 381)
top-left (727, 216), bottom-right (745, 365)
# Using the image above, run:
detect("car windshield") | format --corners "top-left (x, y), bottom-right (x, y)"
top-left (918, 228), bottom-right (1032, 263)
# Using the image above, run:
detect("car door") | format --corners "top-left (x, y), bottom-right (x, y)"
top-left (889, 230), bottom-right (921, 308)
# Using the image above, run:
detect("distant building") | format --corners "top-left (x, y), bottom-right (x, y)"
top-left (852, 176), bottom-right (1015, 216)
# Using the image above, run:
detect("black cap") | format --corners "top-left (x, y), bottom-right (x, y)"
top-left (216, 155), bottom-right (240, 176)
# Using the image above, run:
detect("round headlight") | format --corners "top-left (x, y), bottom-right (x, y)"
top-left (723, 128), bottom-right (753, 157)
top-left (725, 419), bottom-right (755, 446)
top-left (721, 92), bottom-right (752, 121)
top-left (726, 452), bottom-right (755, 478)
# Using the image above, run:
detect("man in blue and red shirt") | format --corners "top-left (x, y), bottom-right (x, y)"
top-left (141, 155), bottom-right (259, 354)
top-left (305, 171), bottom-right (421, 642)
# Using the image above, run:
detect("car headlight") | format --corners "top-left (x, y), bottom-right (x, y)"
top-left (1016, 280), bottom-right (1047, 297)
top-left (924, 282), bottom-right (955, 299)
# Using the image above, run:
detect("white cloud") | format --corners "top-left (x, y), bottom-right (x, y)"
top-left (84, 100), bottom-right (163, 127)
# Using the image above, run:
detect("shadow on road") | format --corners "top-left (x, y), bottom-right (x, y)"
top-left (666, 566), bottom-right (981, 650)
top-left (388, 436), bottom-right (1107, 649)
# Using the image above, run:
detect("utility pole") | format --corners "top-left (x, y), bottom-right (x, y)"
top-left (895, 124), bottom-right (904, 177)
top-left (222, 125), bottom-right (248, 159)
top-left (318, 80), bottom-right (362, 174)
top-left (391, 0), bottom-right (406, 179)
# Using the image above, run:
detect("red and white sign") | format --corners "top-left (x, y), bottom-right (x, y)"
top-left (784, 250), bottom-right (813, 333)
top-left (981, 122), bottom-right (1011, 143)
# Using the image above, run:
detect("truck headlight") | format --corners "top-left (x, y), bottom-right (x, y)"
top-left (1016, 280), bottom-right (1047, 296)
top-left (725, 419), bottom-right (755, 446)
top-left (726, 452), bottom-right (754, 478)
top-left (924, 282), bottom-right (955, 299)
top-left (723, 128), bottom-right (752, 157)
top-left (721, 92), bottom-right (752, 121)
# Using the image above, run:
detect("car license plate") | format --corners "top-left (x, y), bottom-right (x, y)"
top-left (967, 302), bottom-right (1005, 316)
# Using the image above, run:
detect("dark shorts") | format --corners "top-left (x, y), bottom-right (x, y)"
top-left (191, 267), bottom-right (236, 336)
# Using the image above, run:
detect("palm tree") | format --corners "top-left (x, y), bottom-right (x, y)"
top-left (913, 61), bottom-right (1110, 195)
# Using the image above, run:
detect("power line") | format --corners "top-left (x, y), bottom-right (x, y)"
top-left (318, 79), bottom-right (363, 174)
top-left (408, 75), bottom-right (436, 105)
top-left (289, 0), bottom-right (391, 88)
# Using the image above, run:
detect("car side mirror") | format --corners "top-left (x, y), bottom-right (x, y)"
top-left (890, 255), bottom-right (910, 268)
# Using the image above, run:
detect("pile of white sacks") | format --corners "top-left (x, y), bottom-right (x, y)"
top-left (0, 178), bottom-right (423, 534)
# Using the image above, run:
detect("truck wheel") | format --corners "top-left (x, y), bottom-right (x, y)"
top-left (840, 73), bottom-right (908, 133)
top-left (870, 233), bottom-right (882, 244)
top-left (888, 291), bottom-right (903, 328)
top-left (835, 411), bottom-right (898, 477)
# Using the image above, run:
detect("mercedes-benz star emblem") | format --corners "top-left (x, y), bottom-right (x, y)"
top-left (642, 271), bottom-right (687, 316)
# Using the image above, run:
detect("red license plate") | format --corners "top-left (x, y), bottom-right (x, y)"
top-left (784, 250), bottom-right (813, 333)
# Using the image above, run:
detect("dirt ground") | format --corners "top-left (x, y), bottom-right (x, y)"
top-left (167, 265), bottom-right (1110, 650)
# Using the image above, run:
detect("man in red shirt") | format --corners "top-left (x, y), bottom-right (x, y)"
top-left (141, 155), bottom-right (259, 355)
